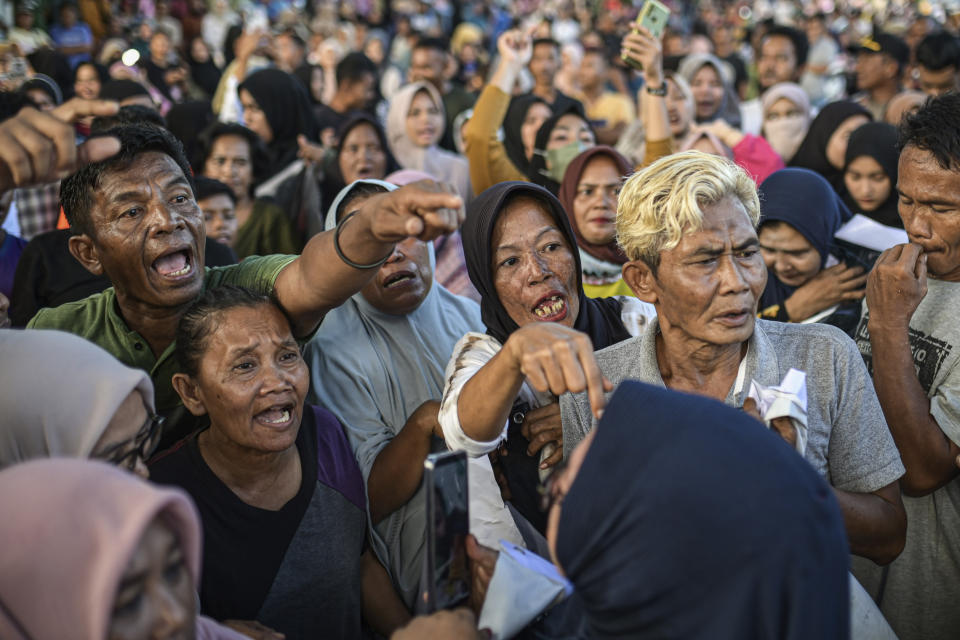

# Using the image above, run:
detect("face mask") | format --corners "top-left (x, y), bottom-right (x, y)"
top-left (763, 115), bottom-right (808, 163)
top-left (538, 139), bottom-right (591, 182)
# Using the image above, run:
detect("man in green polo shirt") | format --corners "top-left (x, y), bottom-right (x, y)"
top-left (22, 124), bottom-right (464, 448)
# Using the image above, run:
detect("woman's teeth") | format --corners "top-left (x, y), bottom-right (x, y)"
top-left (385, 274), bottom-right (414, 288)
top-left (534, 297), bottom-right (565, 318)
top-left (261, 409), bottom-right (290, 424)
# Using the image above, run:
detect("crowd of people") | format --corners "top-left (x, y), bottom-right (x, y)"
top-left (1, 0), bottom-right (960, 637)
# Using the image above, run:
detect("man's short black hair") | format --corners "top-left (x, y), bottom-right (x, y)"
top-left (99, 79), bottom-right (152, 102)
top-left (763, 25), bottom-right (810, 67)
top-left (90, 104), bottom-right (166, 132)
top-left (61, 125), bottom-right (195, 238)
top-left (899, 92), bottom-right (960, 171)
top-left (413, 37), bottom-right (449, 54)
top-left (335, 182), bottom-right (389, 223)
top-left (532, 38), bottom-right (560, 51)
top-left (194, 176), bottom-right (236, 205)
top-left (335, 52), bottom-right (378, 86)
top-left (916, 32), bottom-right (960, 71)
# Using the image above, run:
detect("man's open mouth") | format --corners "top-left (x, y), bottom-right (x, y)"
top-left (384, 270), bottom-right (416, 289)
top-left (152, 249), bottom-right (193, 279)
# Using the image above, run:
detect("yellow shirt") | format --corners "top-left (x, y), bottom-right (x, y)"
top-left (583, 278), bottom-right (635, 299)
top-left (579, 91), bottom-right (637, 128)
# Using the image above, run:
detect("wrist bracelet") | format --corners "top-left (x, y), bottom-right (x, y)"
top-left (645, 82), bottom-right (667, 96)
top-left (334, 211), bottom-right (392, 270)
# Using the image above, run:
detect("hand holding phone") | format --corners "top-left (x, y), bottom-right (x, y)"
top-left (422, 451), bottom-right (471, 612)
top-left (621, 0), bottom-right (670, 71)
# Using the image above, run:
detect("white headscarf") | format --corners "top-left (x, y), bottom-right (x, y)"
top-left (761, 83), bottom-right (812, 163)
top-left (0, 330), bottom-right (155, 468)
top-left (308, 180), bottom-right (483, 607)
top-left (385, 81), bottom-right (473, 202)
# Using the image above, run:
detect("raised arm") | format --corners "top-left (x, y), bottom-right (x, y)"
top-left (621, 26), bottom-right (673, 167)
top-left (274, 181), bottom-right (463, 337)
top-left (463, 29), bottom-right (531, 192)
top-left (867, 244), bottom-right (960, 495)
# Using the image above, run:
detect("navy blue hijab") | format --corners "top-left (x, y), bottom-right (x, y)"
top-left (758, 168), bottom-right (850, 309)
top-left (556, 381), bottom-right (850, 639)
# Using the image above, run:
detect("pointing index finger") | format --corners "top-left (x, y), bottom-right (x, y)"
top-left (51, 98), bottom-right (120, 123)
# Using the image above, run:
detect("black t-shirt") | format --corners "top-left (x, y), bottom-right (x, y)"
top-left (150, 405), bottom-right (368, 639)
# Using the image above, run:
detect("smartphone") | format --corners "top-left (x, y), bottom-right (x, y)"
top-left (622, 0), bottom-right (671, 70)
top-left (423, 451), bottom-right (470, 612)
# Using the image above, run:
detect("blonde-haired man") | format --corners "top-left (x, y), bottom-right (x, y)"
top-left (561, 152), bottom-right (908, 566)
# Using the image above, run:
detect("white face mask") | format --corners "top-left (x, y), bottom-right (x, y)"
top-left (763, 115), bottom-right (808, 163)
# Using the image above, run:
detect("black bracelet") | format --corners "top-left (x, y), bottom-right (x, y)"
top-left (334, 210), bottom-right (392, 270)
top-left (645, 82), bottom-right (667, 96)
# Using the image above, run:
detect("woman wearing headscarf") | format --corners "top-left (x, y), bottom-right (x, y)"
top-left (789, 100), bottom-right (872, 193)
top-left (200, 122), bottom-right (300, 258)
top-left (0, 458), bottom-right (250, 639)
top-left (842, 122), bottom-right (901, 228)
top-left (238, 68), bottom-right (324, 244)
top-left (0, 329), bottom-right (159, 477)
top-left (385, 81), bottom-right (473, 202)
top-left (527, 103), bottom-right (597, 195)
top-left (185, 36), bottom-right (223, 98)
top-left (306, 179), bottom-right (487, 608)
top-left (756, 168), bottom-right (866, 335)
top-left (439, 181), bottom-right (655, 533)
top-left (677, 53), bottom-right (742, 129)
top-left (557, 146), bottom-right (634, 298)
top-left (548, 381), bottom-right (851, 639)
top-left (151, 286), bottom-right (410, 639)
top-left (761, 82), bottom-right (812, 164)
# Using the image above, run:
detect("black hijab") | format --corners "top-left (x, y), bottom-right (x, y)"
top-left (323, 115), bottom-right (400, 206)
top-left (462, 181), bottom-right (630, 348)
top-left (557, 380), bottom-right (850, 639)
top-left (527, 103), bottom-right (594, 195)
top-left (503, 94), bottom-right (549, 178)
top-left (165, 100), bottom-right (214, 172)
top-left (842, 122), bottom-right (902, 228)
top-left (789, 100), bottom-right (871, 192)
top-left (238, 68), bottom-right (319, 180)
top-left (185, 38), bottom-right (222, 98)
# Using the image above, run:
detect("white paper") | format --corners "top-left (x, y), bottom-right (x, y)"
top-left (747, 368), bottom-right (809, 455)
top-left (477, 541), bottom-right (573, 639)
top-left (835, 214), bottom-right (909, 252)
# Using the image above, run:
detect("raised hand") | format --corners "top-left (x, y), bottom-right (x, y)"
top-left (621, 25), bottom-right (664, 86)
top-left (0, 98), bottom-right (121, 193)
top-left (497, 27), bottom-right (534, 69)
top-left (504, 323), bottom-right (613, 420)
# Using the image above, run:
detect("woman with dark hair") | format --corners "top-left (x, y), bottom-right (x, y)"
top-left (151, 286), bottom-right (410, 639)
top-left (200, 121), bottom-right (300, 258)
top-left (789, 100), bottom-right (872, 193)
top-left (73, 60), bottom-right (107, 100)
top-left (438, 181), bottom-right (654, 532)
top-left (842, 122), bottom-right (901, 228)
top-left (557, 146), bottom-right (634, 298)
top-left (527, 103), bottom-right (597, 195)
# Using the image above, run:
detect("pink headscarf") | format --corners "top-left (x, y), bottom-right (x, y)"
top-left (0, 459), bottom-right (243, 640)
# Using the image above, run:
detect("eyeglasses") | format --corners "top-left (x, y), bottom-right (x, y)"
top-left (538, 459), bottom-right (570, 514)
top-left (97, 413), bottom-right (165, 471)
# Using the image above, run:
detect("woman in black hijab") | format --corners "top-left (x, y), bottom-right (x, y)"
top-left (238, 68), bottom-right (320, 181)
top-left (527, 103), bottom-right (596, 195)
top-left (549, 380), bottom-right (850, 639)
top-left (185, 36), bottom-right (222, 98)
top-left (437, 182), bottom-right (654, 532)
top-left (842, 122), bottom-right (901, 228)
top-left (789, 100), bottom-right (871, 193)
top-left (502, 94), bottom-right (550, 178)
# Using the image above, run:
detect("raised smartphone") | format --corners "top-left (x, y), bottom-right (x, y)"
top-left (423, 450), bottom-right (471, 612)
top-left (622, 0), bottom-right (671, 70)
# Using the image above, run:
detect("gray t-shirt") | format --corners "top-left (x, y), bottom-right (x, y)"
top-left (850, 277), bottom-right (960, 640)
top-left (561, 318), bottom-right (904, 493)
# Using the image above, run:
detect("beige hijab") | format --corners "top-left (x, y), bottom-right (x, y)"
top-left (0, 330), bottom-right (155, 468)
top-left (0, 459), bottom-right (201, 639)
top-left (385, 81), bottom-right (473, 201)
